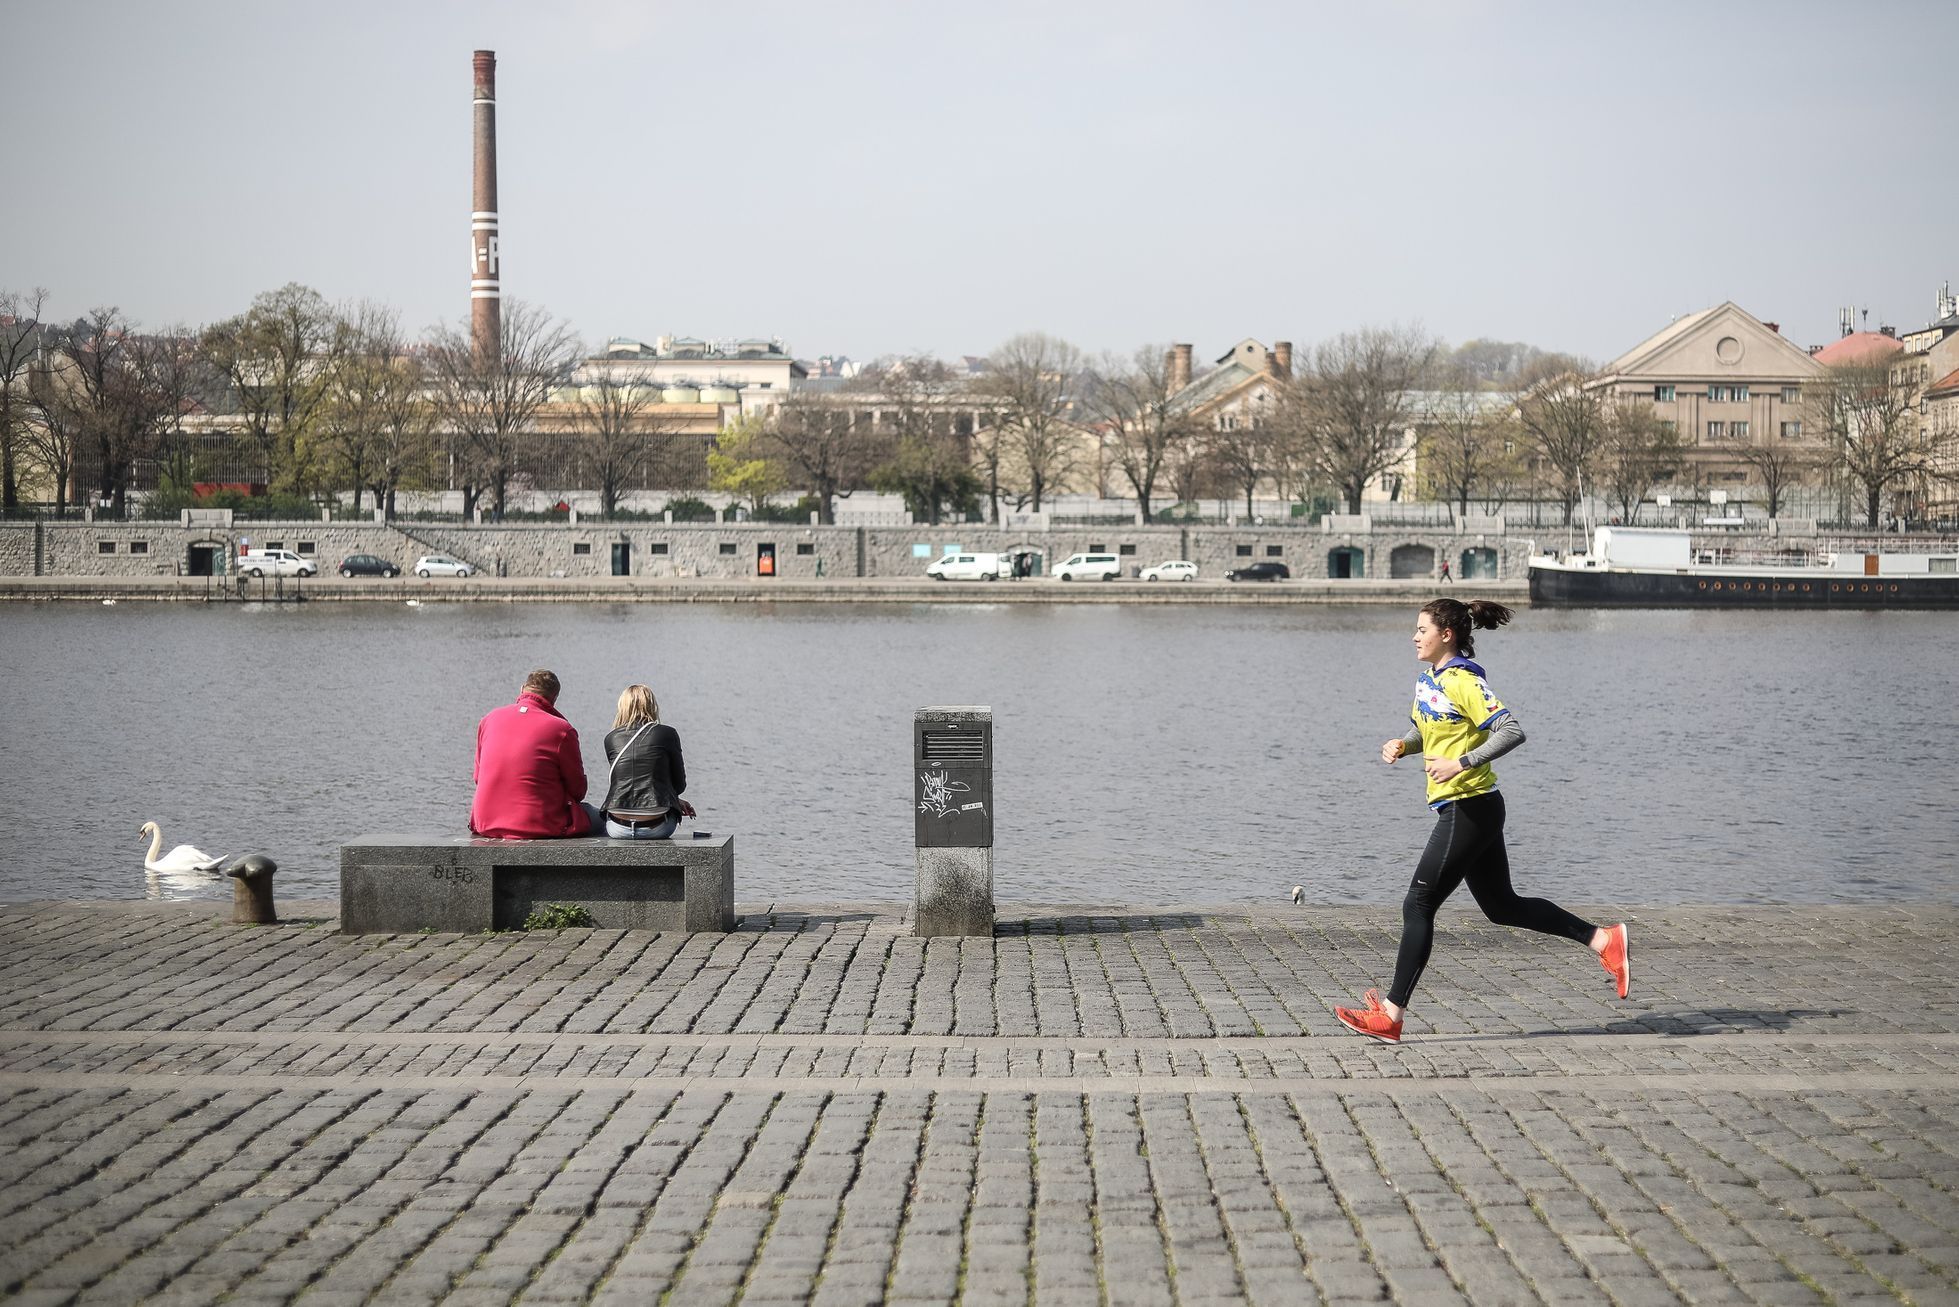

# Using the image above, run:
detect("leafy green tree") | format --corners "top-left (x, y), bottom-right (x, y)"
top-left (707, 414), bottom-right (786, 515)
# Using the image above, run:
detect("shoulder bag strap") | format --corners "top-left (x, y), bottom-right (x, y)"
top-left (606, 723), bottom-right (656, 789)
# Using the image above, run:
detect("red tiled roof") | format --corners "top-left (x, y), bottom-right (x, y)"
top-left (1811, 331), bottom-right (1905, 365)
top-left (1926, 365), bottom-right (1959, 398)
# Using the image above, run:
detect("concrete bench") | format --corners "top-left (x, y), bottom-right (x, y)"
top-left (339, 834), bottom-right (734, 934)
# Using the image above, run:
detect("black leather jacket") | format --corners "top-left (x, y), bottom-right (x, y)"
top-left (600, 722), bottom-right (686, 817)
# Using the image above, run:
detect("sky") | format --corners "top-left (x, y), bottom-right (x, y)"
top-left (3, 0), bottom-right (1954, 366)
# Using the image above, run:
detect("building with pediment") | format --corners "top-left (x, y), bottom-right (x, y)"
top-left (1587, 302), bottom-right (1825, 494)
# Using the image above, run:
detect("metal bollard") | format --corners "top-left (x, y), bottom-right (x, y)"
top-left (225, 854), bottom-right (279, 925)
top-left (913, 706), bottom-right (993, 937)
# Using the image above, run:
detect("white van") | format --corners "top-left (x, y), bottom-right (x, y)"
top-left (236, 549), bottom-right (316, 578)
top-left (925, 552), bottom-right (1004, 582)
top-left (1050, 552), bottom-right (1122, 581)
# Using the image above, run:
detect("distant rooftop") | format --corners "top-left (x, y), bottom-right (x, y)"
top-left (601, 335), bottom-right (793, 361)
top-left (1811, 331), bottom-right (1905, 366)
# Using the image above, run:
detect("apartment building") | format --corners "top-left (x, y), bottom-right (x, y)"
top-left (1587, 301), bottom-right (1824, 492)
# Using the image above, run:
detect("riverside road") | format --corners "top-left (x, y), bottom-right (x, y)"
top-left (0, 901), bottom-right (1954, 1305)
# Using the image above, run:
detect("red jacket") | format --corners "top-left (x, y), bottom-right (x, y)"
top-left (469, 691), bottom-right (591, 838)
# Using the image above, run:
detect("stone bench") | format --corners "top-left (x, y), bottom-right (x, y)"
top-left (339, 834), bottom-right (734, 934)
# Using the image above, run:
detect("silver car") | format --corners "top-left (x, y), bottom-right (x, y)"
top-left (414, 554), bottom-right (475, 578)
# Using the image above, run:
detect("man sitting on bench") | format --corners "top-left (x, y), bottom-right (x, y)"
top-left (469, 668), bottom-right (595, 839)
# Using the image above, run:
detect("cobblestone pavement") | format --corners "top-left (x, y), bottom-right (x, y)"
top-left (0, 901), bottom-right (1954, 1305)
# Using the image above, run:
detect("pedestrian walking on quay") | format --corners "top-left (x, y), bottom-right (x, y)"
top-left (1334, 598), bottom-right (1629, 1043)
top-left (1438, 558), bottom-right (1453, 583)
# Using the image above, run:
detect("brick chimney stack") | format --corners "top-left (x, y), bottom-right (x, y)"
top-left (1168, 343), bottom-right (1193, 393)
top-left (470, 50), bottom-right (501, 364)
top-left (1273, 341), bottom-right (1293, 376)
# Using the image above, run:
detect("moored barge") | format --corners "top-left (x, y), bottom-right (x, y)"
top-left (1528, 527), bottom-right (1959, 608)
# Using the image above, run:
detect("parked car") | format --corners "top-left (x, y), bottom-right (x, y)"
top-left (236, 549), bottom-right (316, 578)
top-left (1050, 552), bottom-right (1122, 582)
top-left (1225, 561), bottom-right (1290, 582)
top-left (1141, 559), bottom-right (1199, 582)
top-left (414, 555), bottom-right (475, 578)
top-left (925, 552), bottom-right (1004, 581)
top-left (338, 553), bottom-right (400, 578)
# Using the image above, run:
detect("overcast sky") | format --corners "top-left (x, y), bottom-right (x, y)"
top-left (3, 1), bottom-right (1953, 365)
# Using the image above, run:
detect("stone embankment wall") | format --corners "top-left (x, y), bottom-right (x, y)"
top-left (4, 518), bottom-right (1926, 582)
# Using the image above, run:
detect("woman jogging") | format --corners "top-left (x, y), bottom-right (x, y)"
top-left (1334, 598), bottom-right (1630, 1043)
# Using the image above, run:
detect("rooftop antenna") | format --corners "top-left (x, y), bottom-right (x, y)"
top-left (1839, 307), bottom-right (1853, 337)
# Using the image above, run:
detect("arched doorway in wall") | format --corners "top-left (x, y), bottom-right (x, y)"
top-left (1328, 546), bottom-right (1364, 579)
top-left (1459, 546), bottom-right (1498, 580)
top-left (1389, 544), bottom-right (1435, 579)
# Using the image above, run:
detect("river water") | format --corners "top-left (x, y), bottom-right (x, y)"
top-left (0, 602), bottom-right (1949, 906)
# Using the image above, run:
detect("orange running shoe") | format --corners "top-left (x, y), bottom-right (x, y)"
top-left (1334, 989), bottom-right (1403, 1043)
top-left (1599, 923), bottom-right (1630, 998)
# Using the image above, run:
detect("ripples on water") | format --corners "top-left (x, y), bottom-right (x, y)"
top-left (0, 602), bottom-right (1949, 905)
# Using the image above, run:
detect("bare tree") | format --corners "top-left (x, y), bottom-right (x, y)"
top-left (1080, 345), bottom-right (1193, 518)
top-left (1290, 326), bottom-right (1439, 514)
top-left (0, 288), bottom-right (49, 508)
top-left (1810, 358), bottom-right (1933, 528)
top-left (765, 383), bottom-right (885, 524)
top-left (21, 353), bottom-right (85, 511)
top-left (978, 332), bottom-right (1083, 512)
top-left (52, 309), bottom-right (176, 514)
top-left (318, 303), bottom-right (410, 515)
top-left (199, 283), bottom-right (350, 492)
top-left (1733, 437), bottom-right (1821, 520)
top-left (1416, 368), bottom-right (1521, 517)
top-left (425, 300), bottom-right (582, 518)
top-left (1594, 398), bottom-right (1683, 525)
top-left (864, 357), bottom-right (979, 524)
top-left (369, 345), bottom-right (437, 521)
top-left (144, 327), bottom-right (220, 493)
top-left (1203, 412), bottom-right (1287, 519)
top-left (567, 367), bottom-right (666, 518)
top-left (1513, 354), bottom-right (1603, 524)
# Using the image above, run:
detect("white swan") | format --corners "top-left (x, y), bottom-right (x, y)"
top-left (140, 821), bottom-right (227, 874)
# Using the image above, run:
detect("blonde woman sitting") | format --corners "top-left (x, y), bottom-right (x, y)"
top-left (596, 684), bottom-right (695, 839)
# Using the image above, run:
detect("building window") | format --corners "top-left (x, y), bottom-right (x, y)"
top-left (1734, 386), bottom-right (1749, 402)
top-left (1118, 544), bottom-right (1136, 556)
top-left (718, 542), bottom-right (736, 555)
top-left (1780, 421), bottom-right (1802, 440)
top-left (572, 542), bottom-right (592, 555)
top-left (1782, 386), bottom-right (1800, 403)
top-left (296, 541), bottom-right (315, 555)
top-left (1235, 544), bottom-right (1253, 556)
top-left (796, 542), bottom-right (814, 555)
top-left (1706, 421), bottom-right (1726, 440)
top-left (1653, 385), bottom-right (1676, 403)
top-left (1266, 545), bottom-right (1284, 557)
top-left (1731, 420), bottom-right (1750, 439)
top-left (129, 541), bottom-right (149, 555)
top-left (98, 540), bottom-right (116, 554)
top-left (1707, 385), bottom-right (1747, 403)
top-left (1089, 543), bottom-right (1105, 553)
top-left (1217, 415), bottom-right (1239, 431)
top-left (650, 542), bottom-right (669, 555)
top-left (265, 541), bottom-right (283, 550)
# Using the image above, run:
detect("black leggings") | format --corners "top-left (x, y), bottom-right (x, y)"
top-left (1387, 791), bottom-right (1595, 1008)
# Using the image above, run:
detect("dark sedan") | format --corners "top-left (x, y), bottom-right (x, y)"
top-left (1225, 561), bottom-right (1291, 582)
top-left (338, 554), bottom-right (401, 578)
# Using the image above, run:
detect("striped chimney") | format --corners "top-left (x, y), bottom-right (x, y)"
top-left (470, 50), bottom-right (501, 363)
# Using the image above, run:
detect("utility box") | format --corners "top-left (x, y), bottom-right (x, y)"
top-left (914, 706), bottom-right (993, 936)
